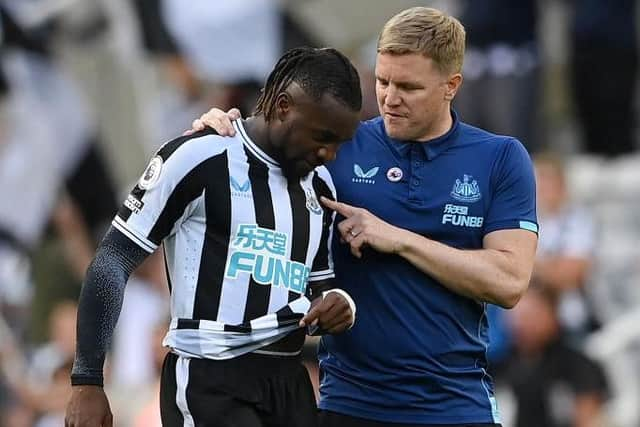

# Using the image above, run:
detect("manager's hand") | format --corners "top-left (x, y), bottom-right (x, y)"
top-left (65, 385), bottom-right (113, 427)
top-left (300, 291), bottom-right (355, 334)
top-left (187, 107), bottom-right (242, 136)
top-left (321, 196), bottom-right (406, 258)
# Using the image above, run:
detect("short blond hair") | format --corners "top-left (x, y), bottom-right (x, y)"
top-left (377, 7), bottom-right (465, 75)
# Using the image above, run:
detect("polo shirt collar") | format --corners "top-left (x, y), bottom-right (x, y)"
top-left (385, 109), bottom-right (460, 160)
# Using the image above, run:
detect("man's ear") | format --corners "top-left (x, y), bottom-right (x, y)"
top-left (275, 92), bottom-right (293, 121)
top-left (444, 73), bottom-right (463, 101)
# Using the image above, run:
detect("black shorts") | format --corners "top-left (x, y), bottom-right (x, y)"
top-left (160, 351), bottom-right (318, 427)
top-left (318, 410), bottom-right (501, 427)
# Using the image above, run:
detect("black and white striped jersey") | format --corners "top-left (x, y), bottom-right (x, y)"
top-left (113, 120), bottom-right (337, 359)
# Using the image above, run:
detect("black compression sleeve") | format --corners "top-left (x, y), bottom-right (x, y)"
top-left (70, 227), bottom-right (149, 387)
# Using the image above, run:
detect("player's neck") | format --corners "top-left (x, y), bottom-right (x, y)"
top-left (242, 116), bottom-right (279, 160)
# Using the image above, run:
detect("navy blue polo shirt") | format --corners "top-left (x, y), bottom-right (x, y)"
top-left (319, 112), bottom-right (538, 424)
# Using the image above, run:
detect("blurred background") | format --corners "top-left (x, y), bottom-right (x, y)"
top-left (0, 0), bottom-right (639, 426)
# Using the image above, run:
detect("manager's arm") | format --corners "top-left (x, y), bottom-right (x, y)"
top-left (395, 227), bottom-right (536, 308)
top-left (323, 197), bottom-right (537, 309)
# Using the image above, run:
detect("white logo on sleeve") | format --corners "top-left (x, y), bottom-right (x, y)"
top-left (138, 156), bottom-right (163, 190)
top-left (124, 194), bottom-right (144, 214)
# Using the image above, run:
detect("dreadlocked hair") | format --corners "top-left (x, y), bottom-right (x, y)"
top-left (254, 46), bottom-right (362, 120)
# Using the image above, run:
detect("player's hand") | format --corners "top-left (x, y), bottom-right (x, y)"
top-left (321, 196), bottom-right (406, 258)
top-left (65, 385), bottom-right (113, 427)
top-left (299, 291), bottom-right (354, 334)
top-left (185, 107), bottom-right (242, 136)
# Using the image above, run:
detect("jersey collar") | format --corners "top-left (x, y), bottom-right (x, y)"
top-left (234, 119), bottom-right (280, 168)
top-left (385, 109), bottom-right (460, 160)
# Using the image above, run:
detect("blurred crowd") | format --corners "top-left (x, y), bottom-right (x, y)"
top-left (0, 0), bottom-right (639, 426)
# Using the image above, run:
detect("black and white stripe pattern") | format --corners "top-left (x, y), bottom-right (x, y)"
top-left (114, 121), bottom-right (336, 359)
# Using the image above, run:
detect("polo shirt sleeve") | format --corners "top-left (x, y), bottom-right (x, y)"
top-left (483, 138), bottom-right (538, 235)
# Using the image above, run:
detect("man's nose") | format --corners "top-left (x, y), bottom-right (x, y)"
top-left (385, 85), bottom-right (401, 106)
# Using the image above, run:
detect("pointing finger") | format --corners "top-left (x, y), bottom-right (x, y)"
top-left (320, 196), bottom-right (357, 217)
